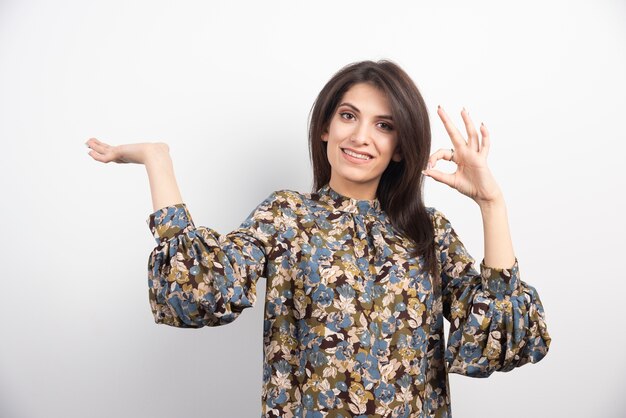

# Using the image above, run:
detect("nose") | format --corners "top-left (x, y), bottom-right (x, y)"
top-left (350, 121), bottom-right (370, 145)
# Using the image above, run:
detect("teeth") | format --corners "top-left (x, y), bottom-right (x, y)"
top-left (343, 149), bottom-right (371, 160)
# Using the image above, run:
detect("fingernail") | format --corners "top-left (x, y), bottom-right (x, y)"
top-left (437, 105), bottom-right (441, 110)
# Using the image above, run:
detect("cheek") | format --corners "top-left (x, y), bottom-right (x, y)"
top-left (328, 121), bottom-right (352, 141)
top-left (377, 137), bottom-right (398, 158)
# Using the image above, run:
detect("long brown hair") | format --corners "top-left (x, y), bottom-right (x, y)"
top-left (308, 60), bottom-right (437, 278)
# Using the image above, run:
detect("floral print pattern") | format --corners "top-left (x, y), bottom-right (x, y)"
top-left (146, 184), bottom-right (551, 417)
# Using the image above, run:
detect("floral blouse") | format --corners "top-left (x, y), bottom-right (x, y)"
top-left (146, 184), bottom-right (551, 418)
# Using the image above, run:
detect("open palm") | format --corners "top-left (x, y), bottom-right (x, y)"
top-left (423, 106), bottom-right (503, 205)
top-left (85, 138), bottom-right (167, 165)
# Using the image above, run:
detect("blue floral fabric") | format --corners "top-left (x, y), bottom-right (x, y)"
top-left (146, 184), bottom-right (551, 417)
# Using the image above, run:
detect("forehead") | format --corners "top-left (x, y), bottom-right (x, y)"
top-left (340, 82), bottom-right (391, 114)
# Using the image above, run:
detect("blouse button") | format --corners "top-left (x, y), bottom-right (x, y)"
top-left (190, 265), bottom-right (200, 276)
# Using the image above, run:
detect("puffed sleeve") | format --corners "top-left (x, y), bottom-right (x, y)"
top-left (430, 208), bottom-right (551, 377)
top-left (145, 192), bottom-right (280, 328)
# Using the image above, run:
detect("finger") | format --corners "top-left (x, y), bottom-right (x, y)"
top-left (87, 149), bottom-right (110, 163)
top-left (86, 137), bottom-right (109, 148)
top-left (422, 167), bottom-right (456, 188)
top-left (461, 107), bottom-right (480, 152)
top-left (480, 122), bottom-right (490, 156)
top-left (426, 148), bottom-right (455, 170)
top-left (86, 137), bottom-right (100, 147)
top-left (86, 138), bottom-right (111, 154)
top-left (437, 106), bottom-right (467, 149)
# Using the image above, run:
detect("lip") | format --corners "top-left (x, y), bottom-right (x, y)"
top-left (341, 147), bottom-right (374, 164)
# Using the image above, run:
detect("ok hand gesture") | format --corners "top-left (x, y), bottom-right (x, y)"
top-left (422, 106), bottom-right (503, 206)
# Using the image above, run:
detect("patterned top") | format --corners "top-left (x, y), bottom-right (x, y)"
top-left (146, 184), bottom-right (551, 418)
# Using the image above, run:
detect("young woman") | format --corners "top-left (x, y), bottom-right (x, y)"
top-left (86, 60), bottom-right (551, 417)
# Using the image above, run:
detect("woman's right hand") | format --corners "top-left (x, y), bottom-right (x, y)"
top-left (85, 138), bottom-right (169, 165)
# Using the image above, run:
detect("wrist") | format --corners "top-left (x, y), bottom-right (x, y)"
top-left (143, 143), bottom-right (171, 166)
top-left (476, 193), bottom-right (506, 212)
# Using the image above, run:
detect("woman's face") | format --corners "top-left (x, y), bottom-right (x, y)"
top-left (322, 82), bottom-right (402, 200)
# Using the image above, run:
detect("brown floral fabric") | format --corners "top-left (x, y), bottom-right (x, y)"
top-left (146, 184), bottom-right (551, 417)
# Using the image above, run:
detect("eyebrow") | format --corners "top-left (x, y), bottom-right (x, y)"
top-left (338, 102), bottom-right (393, 120)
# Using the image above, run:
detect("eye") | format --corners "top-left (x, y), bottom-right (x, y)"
top-left (339, 112), bottom-right (355, 121)
top-left (377, 121), bottom-right (394, 131)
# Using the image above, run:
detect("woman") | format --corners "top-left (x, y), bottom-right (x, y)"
top-left (86, 60), bottom-right (551, 417)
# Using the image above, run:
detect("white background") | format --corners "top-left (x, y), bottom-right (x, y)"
top-left (1, 0), bottom-right (624, 417)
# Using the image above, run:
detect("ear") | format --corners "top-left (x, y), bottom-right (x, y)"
top-left (321, 131), bottom-right (328, 142)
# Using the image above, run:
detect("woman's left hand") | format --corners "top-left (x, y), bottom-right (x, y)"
top-left (423, 106), bottom-right (503, 206)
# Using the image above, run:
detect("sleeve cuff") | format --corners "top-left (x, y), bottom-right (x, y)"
top-left (146, 203), bottom-right (195, 245)
top-left (479, 257), bottom-right (520, 297)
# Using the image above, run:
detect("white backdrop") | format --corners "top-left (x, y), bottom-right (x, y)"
top-left (1, 0), bottom-right (625, 417)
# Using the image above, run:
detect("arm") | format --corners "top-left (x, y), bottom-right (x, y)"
top-left (140, 145), bottom-right (281, 328)
top-left (146, 194), bottom-right (279, 328)
top-left (478, 195), bottom-right (515, 269)
top-left (86, 138), bottom-right (274, 327)
top-left (421, 107), bottom-right (550, 375)
top-left (143, 144), bottom-right (184, 212)
top-left (431, 208), bottom-right (551, 377)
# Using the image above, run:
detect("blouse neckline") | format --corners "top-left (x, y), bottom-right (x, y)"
top-left (316, 183), bottom-right (382, 217)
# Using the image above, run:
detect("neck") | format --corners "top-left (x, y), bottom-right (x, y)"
top-left (329, 178), bottom-right (378, 201)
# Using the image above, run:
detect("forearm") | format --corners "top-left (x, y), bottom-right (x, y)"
top-left (478, 196), bottom-right (516, 269)
top-left (144, 146), bottom-right (183, 212)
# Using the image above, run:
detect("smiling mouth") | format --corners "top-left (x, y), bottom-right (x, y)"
top-left (342, 148), bottom-right (373, 160)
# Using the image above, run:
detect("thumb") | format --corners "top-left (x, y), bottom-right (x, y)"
top-left (422, 168), bottom-right (455, 188)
